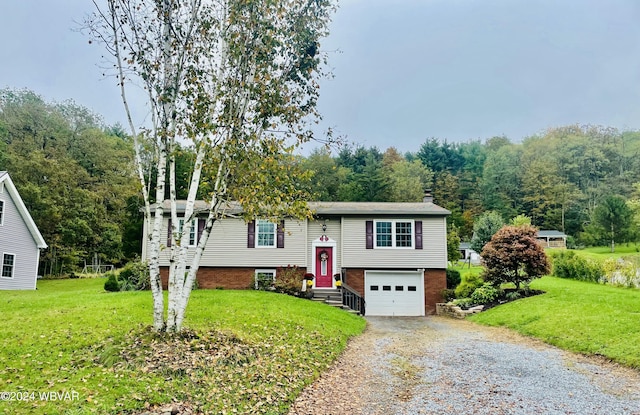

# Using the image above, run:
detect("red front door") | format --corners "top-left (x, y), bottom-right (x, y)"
top-left (315, 247), bottom-right (333, 288)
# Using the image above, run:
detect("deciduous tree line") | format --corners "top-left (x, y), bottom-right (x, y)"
top-left (2, 88), bottom-right (640, 276)
top-left (302, 128), bottom-right (640, 246)
top-left (0, 89), bottom-right (142, 275)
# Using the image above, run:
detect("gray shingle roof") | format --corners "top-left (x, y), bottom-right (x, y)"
top-left (310, 201), bottom-right (450, 216)
top-left (537, 230), bottom-right (567, 238)
top-left (151, 200), bottom-right (451, 216)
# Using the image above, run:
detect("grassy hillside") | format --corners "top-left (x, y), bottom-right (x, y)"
top-left (469, 276), bottom-right (640, 368)
top-left (567, 244), bottom-right (640, 260)
top-left (0, 279), bottom-right (365, 415)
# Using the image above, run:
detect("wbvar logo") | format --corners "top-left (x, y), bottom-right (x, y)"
top-left (39, 391), bottom-right (80, 401)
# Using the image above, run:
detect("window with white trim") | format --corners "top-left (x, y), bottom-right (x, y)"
top-left (0, 200), bottom-right (4, 226)
top-left (2, 253), bottom-right (15, 278)
top-left (255, 269), bottom-right (276, 290)
top-left (256, 220), bottom-right (276, 248)
top-left (178, 219), bottom-right (197, 246)
top-left (374, 220), bottom-right (413, 248)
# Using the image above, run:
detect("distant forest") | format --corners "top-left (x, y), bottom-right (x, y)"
top-left (2, 89), bottom-right (640, 275)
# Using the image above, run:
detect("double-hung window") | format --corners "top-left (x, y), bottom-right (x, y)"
top-left (248, 220), bottom-right (284, 249)
top-left (255, 269), bottom-right (276, 290)
top-left (374, 220), bottom-right (413, 248)
top-left (256, 220), bottom-right (276, 248)
top-left (2, 253), bottom-right (15, 278)
top-left (178, 219), bottom-right (198, 246)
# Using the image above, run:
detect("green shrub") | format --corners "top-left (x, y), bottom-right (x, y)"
top-left (446, 268), bottom-right (461, 289)
top-left (470, 283), bottom-right (501, 305)
top-left (118, 261), bottom-right (150, 291)
top-left (452, 298), bottom-right (474, 309)
top-left (601, 258), bottom-right (640, 288)
top-left (551, 251), bottom-right (603, 283)
top-left (103, 273), bottom-right (120, 292)
top-left (273, 265), bottom-right (304, 296)
top-left (455, 273), bottom-right (484, 298)
top-left (505, 291), bottom-right (522, 301)
top-left (441, 289), bottom-right (456, 302)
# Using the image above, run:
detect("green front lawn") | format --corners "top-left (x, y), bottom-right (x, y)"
top-left (469, 276), bottom-right (640, 368)
top-left (0, 279), bottom-right (365, 415)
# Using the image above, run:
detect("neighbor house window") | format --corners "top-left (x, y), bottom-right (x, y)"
top-left (178, 219), bottom-right (198, 246)
top-left (0, 200), bottom-right (4, 226)
top-left (374, 220), bottom-right (413, 248)
top-left (255, 269), bottom-right (276, 290)
top-left (2, 253), bottom-right (15, 278)
top-left (256, 220), bottom-right (276, 247)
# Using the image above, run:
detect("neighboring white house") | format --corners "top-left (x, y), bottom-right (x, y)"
top-left (459, 242), bottom-right (481, 265)
top-left (142, 195), bottom-right (451, 316)
top-left (0, 172), bottom-right (47, 290)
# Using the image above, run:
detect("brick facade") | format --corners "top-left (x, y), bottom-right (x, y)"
top-left (159, 266), bottom-right (306, 290)
top-left (160, 267), bottom-right (255, 290)
top-left (160, 266), bottom-right (445, 315)
top-left (423, 269), bottom-right (446, 315)
top-left (344, 269), bottom-right (365, 295)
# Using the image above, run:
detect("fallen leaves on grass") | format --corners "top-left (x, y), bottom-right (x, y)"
top-left (79, 326), bottom-right (332, 414)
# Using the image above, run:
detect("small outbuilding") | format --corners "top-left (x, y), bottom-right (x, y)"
top-left (536, 230), bottom-right (567, 249)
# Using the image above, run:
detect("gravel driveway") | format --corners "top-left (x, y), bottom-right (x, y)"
top-left (288, 316), bottom-right (640, 415)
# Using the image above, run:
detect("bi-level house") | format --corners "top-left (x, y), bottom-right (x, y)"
top-left (142, 193), bottom-right (450, 316)
top-left (0, 172), bottom-right (47, 289)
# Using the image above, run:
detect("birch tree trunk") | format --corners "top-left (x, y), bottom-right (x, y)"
top-left (88, 0), bottom-right (334, 332)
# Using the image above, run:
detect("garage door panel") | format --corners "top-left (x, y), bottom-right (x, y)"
top-left (365, 271), bottom-right (424, 316)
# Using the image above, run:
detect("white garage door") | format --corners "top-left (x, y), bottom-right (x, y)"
top-left (364, 271), bottom-right (425, 316)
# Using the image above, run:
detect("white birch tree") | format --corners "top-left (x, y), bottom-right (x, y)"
top-left (86, 0), bottom-right (333, 332)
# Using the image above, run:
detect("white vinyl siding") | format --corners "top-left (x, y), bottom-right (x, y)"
top-left (157, 218), bottom-right (307, 267)
top-left (342, 216), bottom-right (447, 269)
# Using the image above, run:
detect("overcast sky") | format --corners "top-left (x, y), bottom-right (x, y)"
top-left (2, 0), bottom-right (640, 154)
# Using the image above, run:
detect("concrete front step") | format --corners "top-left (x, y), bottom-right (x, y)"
top-left (312, 289), bottom-right (342, 303)
top-left (310, 289), bottom-right (361, 314)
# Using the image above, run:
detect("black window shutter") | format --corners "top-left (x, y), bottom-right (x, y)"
top-left (366, 220), bottom-right (373, 249)
top-left (247, 220), bottom-right (255, 248)
top-left (197, 218), bottom-right (206, 243)
top-left (167, 219), bottom-right (172, 247)
top-left (277, 220), bottom-right (285, 248)
top-left (415, 220), bottom-right (423, 250)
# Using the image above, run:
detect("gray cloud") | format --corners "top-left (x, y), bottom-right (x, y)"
top-left (2, 0), bottom-right (640, 154)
